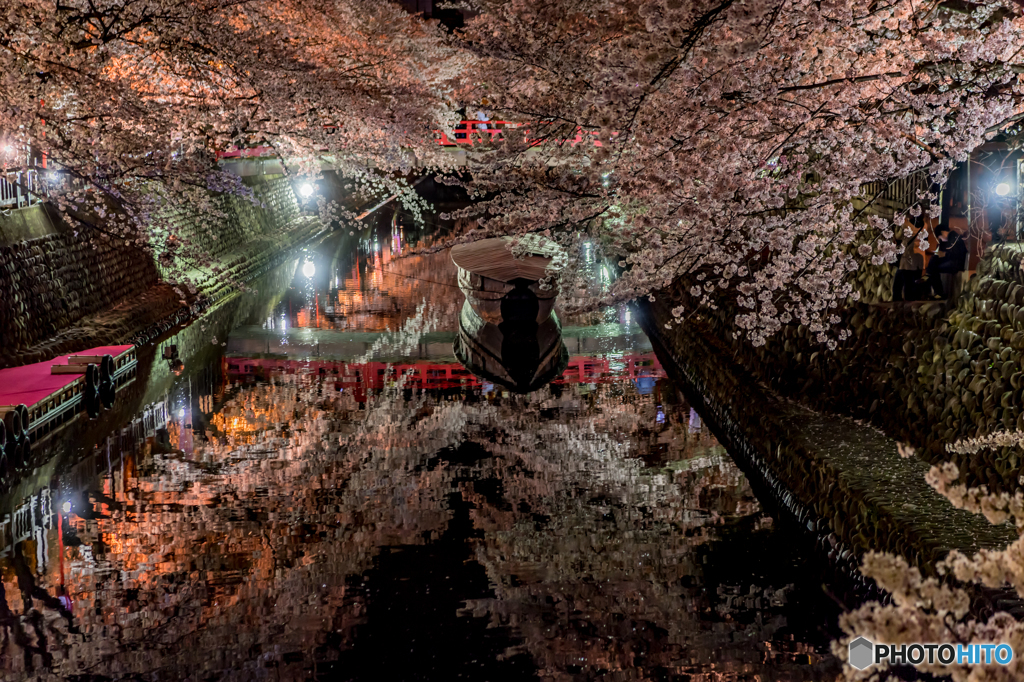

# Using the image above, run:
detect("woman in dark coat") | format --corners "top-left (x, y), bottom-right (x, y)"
top-left (924, 225), bottom-right (967, 299)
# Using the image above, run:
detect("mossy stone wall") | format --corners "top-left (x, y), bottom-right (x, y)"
top-left (0, 176), bottom-right (320, 368)
top-left (640, 298), bottom-right (1017, 581)
top-left (659, 244), bottom-right (1024, 492)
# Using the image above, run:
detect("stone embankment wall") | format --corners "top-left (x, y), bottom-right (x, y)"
top-left (0, 176), bottom-right (322, 368)
top-left (0, 208), bottom-right (161, 364)
top-left (640, 297), bottom-right (1018, 585)
top-left (4, 258), bottom-right (300, 500)
top-left (151, 175), bottom-right (312, 293)
top-left (637, 174), bottom-right (1024, 601)
top-left (674, 244), bottom-right (1024, 493)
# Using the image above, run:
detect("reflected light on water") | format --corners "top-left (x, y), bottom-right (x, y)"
top-left (0, 217), bottom-right (843, 681)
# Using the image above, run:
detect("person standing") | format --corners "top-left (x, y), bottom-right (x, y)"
top-left (893, 215), bottom-right (926, 301)
top-left (923, 225), bottom-right (967, 299)
top-left (473, 98), bottom-right (491, 142)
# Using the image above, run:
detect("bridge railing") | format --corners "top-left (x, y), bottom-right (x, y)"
top-left (217, 145), bottom-right (278, 160)
top-left (213, 121), bottom-right (617, 161)
top-left (435, 120), bottom-right (521, 146)
top-left (435, 121), bottom-right (615, 148)
top-left (860, 171), bottom-right (932, 219)
top-left (226, 353), bottom-right (665, 391)
top-left (0, 145), bottom-right (49, 209)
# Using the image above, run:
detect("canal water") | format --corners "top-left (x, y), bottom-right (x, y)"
top-left (0, 219), bottom-right (845, 680)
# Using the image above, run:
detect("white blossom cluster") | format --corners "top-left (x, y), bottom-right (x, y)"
top-left (947, 429), bottom-right (1024, 456)
top-left (0, 0), bottom-right (465, 281)
top-left (838, 459), bottom-right (1024, 680)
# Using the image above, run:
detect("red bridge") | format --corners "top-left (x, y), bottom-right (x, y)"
top-left (433, 121), bottom-right (615, 148)
top-left (216, 122), bottom-right (614, 159)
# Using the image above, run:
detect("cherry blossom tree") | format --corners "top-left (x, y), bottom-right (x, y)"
top-left (447, 0), bottom-right (1024, 344)
top-left (9, 0), bottom-right (1024, 341)
top-left (0, 0), bottom-right (464, 272)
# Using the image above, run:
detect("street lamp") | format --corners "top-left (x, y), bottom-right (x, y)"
top-left (302, 261), bottom-right (316, 277)
top-left (996, 182), bottom-right (1012, 197)
top-left (299, 182), bottom-right (315, 198)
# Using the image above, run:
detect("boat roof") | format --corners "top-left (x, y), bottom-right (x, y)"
top-left (0, 345), bottom-right (133, 408)
top-left (450, 235), bottom-right (561, 283)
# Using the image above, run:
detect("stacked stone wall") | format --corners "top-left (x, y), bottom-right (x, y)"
top-left (636, 172), bottom-right (1024, 587)
top-left (151, 176), bottom-right (310, 292)
top-left (153, 177), bottom-right (302, 264)
top-left (0, 176), bottom-right (321, 368)
top-left (0, 217), bottom-right (160, 365)
top-left (641, 298), bottom-right (1017, 580)
top-left (665, 243), bottom-right (1024, 491)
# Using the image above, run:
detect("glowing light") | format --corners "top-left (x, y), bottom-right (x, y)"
top-left (62, 501), bottom-right (71, 514)
top-left (178, 407), bottom-right (185, 418)
top-left (996, 182), bottom-right (1012, 196)
top-left (299, 183), bottom-right (315, 198)
top-left (302, 261), bottom-right (316, 278)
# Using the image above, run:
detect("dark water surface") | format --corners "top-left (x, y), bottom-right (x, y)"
top-left (1, 224), bottom-right (843, 680)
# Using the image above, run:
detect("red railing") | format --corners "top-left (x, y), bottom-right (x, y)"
top-left (216, 145), bottom-right (277, 160)
top-left (214, 121), bottom-right (617, 159)
top-left (434, 121), bottom-right (615, 148)
top-left (225, 354), bottom-right (664, 395)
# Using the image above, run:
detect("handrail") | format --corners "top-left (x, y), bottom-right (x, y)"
top-left (217, 146), bottom-right (278, 160)
top-left (0, 144), bottom-right (46, 210)
top-left (0, 168), bottom-right (41, 210)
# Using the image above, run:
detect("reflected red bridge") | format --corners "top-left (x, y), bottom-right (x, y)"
top-left (226, 352), bottom-right (664, 396)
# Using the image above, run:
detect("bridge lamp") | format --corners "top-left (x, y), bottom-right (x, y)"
top-left (996, 182), bottom-right (1012, 197)
top-left (302, 261), bottom-right (316, 278)
top-left (299, 182), bottom-right (315, 198)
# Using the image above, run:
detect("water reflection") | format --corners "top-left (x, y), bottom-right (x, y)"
top-left (0, 216), bottom-right (841, 680)
top-left (455, 302), bottom-right (568, 394)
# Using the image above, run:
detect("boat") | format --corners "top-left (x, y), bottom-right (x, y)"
top-left (0, 345), bottom-right (138, 444)
top-left (450, 235), bottom-right (562, 325)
